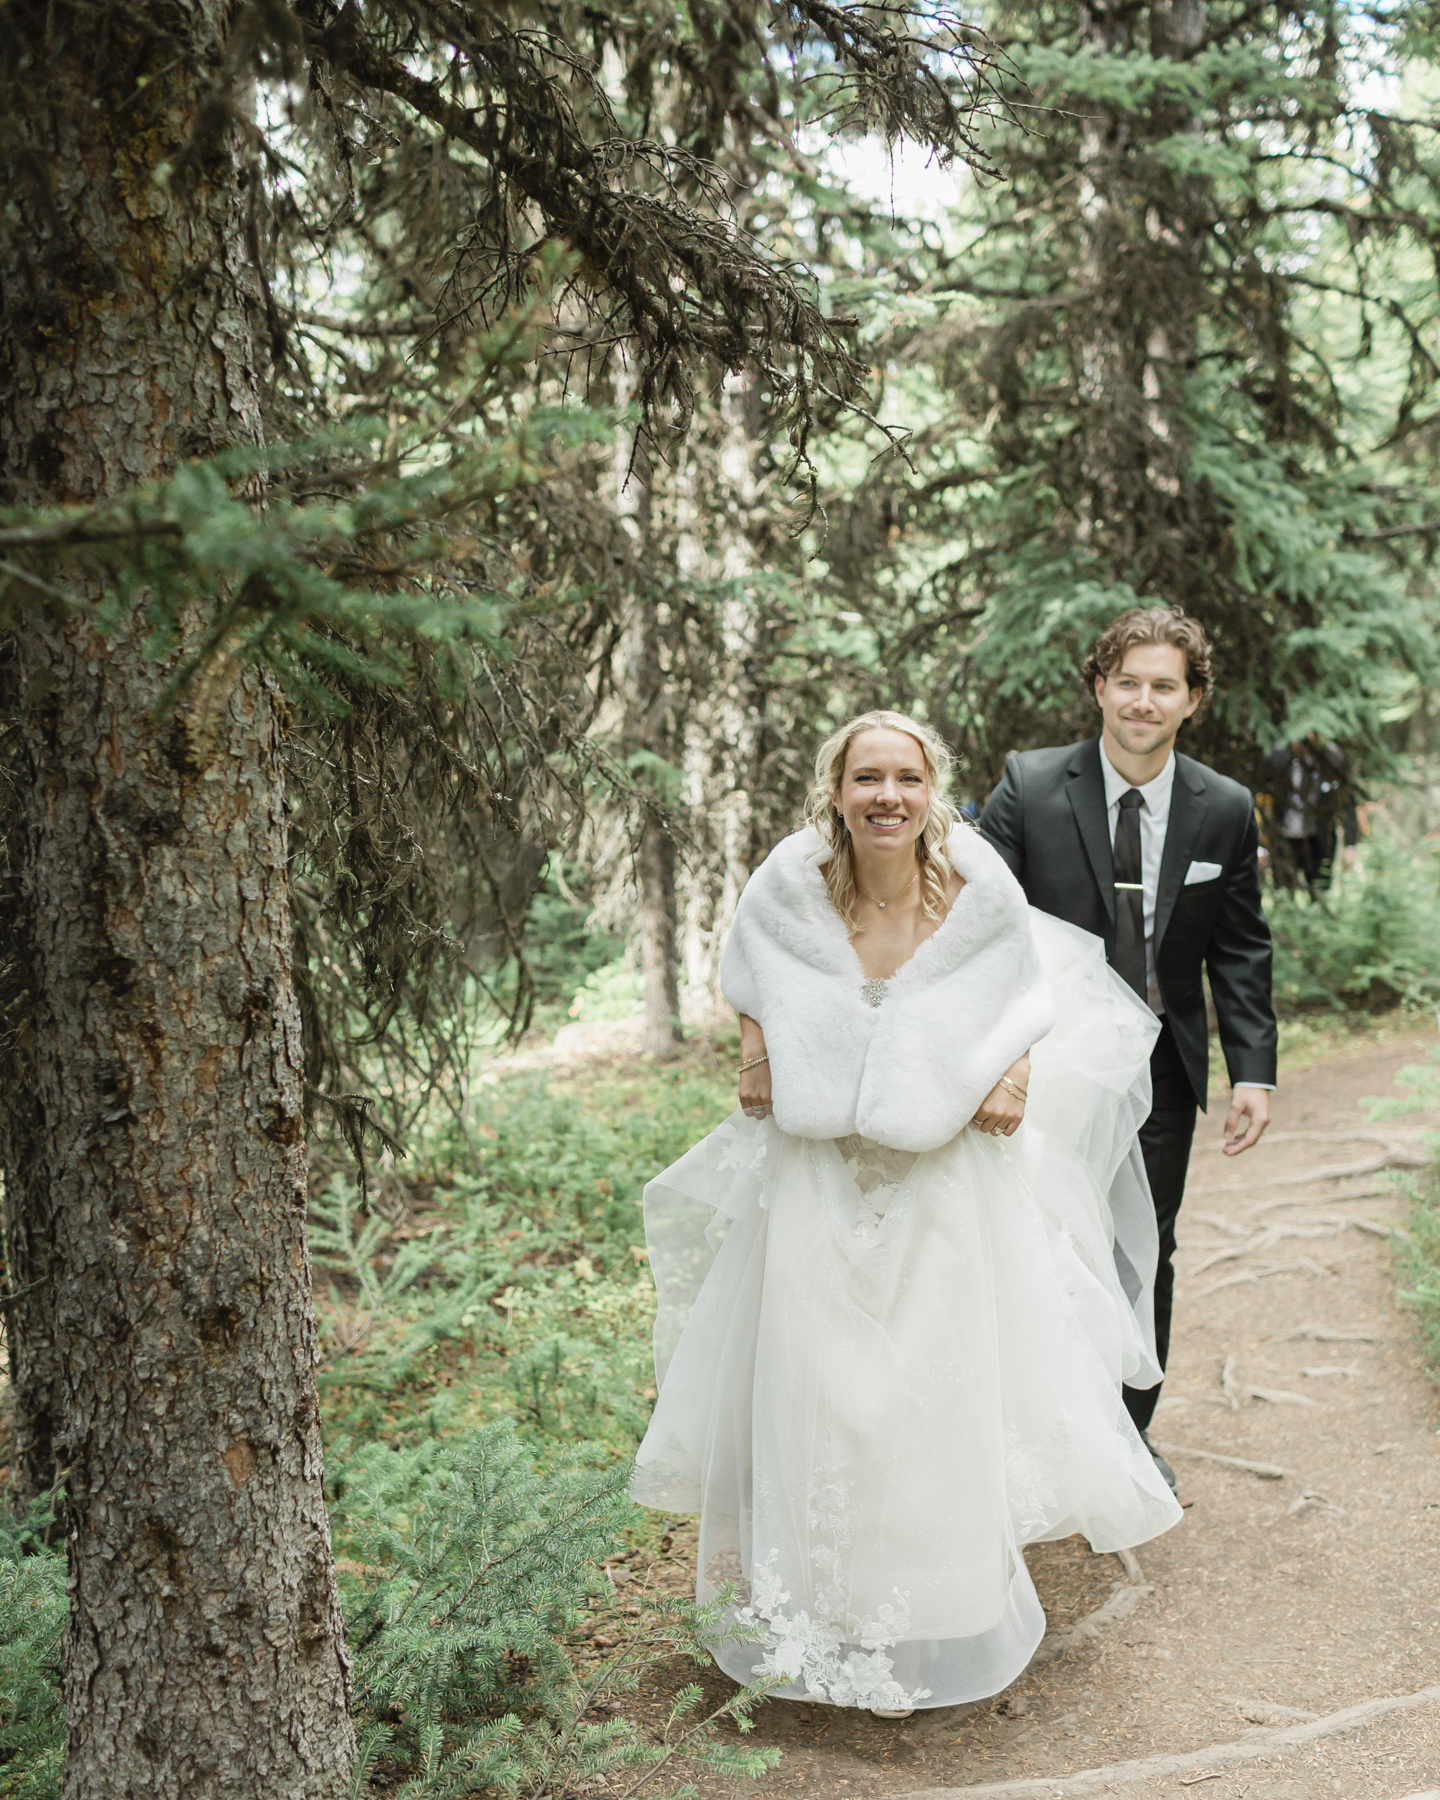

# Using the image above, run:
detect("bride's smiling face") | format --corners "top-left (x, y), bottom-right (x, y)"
top-left (836, 728), bottom-right (929, 858)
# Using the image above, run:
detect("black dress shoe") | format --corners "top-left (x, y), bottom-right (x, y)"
top-left (1140, 1431), bottom-right (1178, 1492)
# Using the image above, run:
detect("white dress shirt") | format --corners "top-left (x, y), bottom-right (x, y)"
top-left (1099, 742), bottom-right (1173, 1014)
top-left (1098, 741), bottom-right (1273, 1091)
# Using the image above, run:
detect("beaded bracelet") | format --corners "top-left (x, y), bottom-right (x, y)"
top-left (997, 1076), bottom-right (1028, 1103)
top-left (739, 1054), bottom-right (770, 1074)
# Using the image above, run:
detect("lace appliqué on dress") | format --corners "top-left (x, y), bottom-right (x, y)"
top-left (738, 1455), bottom-right (932, 1711)
top-left (716, 1118), bottom-right (771, 1206)
top-left (1003, 1414), bottom-right (1076, 1540)
top-left (836, 1134), bottom-right (917, 1236)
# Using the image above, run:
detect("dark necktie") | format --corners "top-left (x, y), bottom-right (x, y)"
top-left (1113, 788), bottom-right (1147, 999)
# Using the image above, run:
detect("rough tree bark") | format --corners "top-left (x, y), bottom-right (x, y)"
top-left (0, 1077), bottom-right (62, 1505)
top-left (0, 4), bottom-right (355, 1793)
top-left (0, 772), bottom-right (62, 1503)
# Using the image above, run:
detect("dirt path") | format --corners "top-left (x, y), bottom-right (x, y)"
top-left (623, 1035), bottom-right (1440, 1800)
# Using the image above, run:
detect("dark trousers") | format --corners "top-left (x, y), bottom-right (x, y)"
top-left (1122, 1018), bottom-right (1198, 1435)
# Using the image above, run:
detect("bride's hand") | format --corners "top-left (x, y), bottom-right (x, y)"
top-left (971, 1055), bottom-right (1030, 1139)
top-left (738, 1014), bottom-right (772, 1118)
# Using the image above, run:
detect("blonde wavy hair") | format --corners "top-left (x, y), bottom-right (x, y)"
top-left (804, 710), bottom-right (961, 931)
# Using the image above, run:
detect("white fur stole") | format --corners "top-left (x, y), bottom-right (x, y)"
top-left (720, 824), bottom-right (1056, 1153)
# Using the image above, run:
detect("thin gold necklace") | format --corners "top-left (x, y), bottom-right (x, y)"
top-left (862, 868), bottom-right (919, 910)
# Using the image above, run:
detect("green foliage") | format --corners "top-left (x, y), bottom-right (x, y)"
top-left (1266, 830), bottom-right (1440, 1014)
top-left (795, 1), bottom-right (1440, 796)
top-left (314, 1055), bottom-right (733, 1452)
top-left (0, 1413), bottom-right (780, 1800)
top-left (525, 874), bottom-right (627, 1010)
top-left (1401, 1164), bottom-right (1440, 1381)
top-left (567, 961), bottom-right (645, 1023)
top-left (333, 1423), bottom-right (776, 1800)
top-left (0, 289), bottom-right (601, 718)
top-left (1364, 1045), bottom-right (1440, 1377)
top-left (0, 1534), bottom-right (64, 1800)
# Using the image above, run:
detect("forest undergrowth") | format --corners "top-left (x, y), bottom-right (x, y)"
top-left (315, 1034), bottom-right (767, 1800)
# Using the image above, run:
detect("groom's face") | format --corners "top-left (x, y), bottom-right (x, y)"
top-left (1094, 644), bottom-right (1202, 759)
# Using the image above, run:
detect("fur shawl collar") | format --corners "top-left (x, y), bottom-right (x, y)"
top-left (720, 824), bottom-right (1055, 1153)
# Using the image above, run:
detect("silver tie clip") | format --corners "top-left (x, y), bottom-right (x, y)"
top-left (1114, 882), bottom-right (1144, 890)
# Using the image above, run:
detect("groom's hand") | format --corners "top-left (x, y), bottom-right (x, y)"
top-left (1222, 1085), bottom-right (1271, 1155)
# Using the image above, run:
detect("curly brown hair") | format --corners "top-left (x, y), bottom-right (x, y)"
top-left (1081, 606), bottom-right (1214, 707)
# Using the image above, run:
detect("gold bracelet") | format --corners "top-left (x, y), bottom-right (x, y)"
top-left (998, 1076), bottom-right (1028, 1103)
top-left (739, 1054), bottom-right (769, 1074)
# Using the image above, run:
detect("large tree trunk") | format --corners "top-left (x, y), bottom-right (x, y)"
top-left (621, 575), bottom-right (684, 1059)
top-left (1074, 0), bottom-right (1144, 561)
top-left (1074, 0), bottom-right (1206, 586)
top-left (634, 801), bottom-right (684, 1056)
top-left (675, 374), bottom-right (765, 1018)
top-left (0, 5), bottom-right (355, 1794)
top-left (614, 390), bottom-right (684, 1059)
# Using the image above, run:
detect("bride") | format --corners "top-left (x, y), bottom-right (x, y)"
top-left (630, 711), bottom-right (1182, 1714)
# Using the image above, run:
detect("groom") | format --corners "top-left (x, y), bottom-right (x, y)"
top-left (979, 606), bottom-right (1277, 1487)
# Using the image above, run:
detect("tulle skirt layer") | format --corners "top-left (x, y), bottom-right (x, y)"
top-left (630, 911), bottom-right (1184, 1710)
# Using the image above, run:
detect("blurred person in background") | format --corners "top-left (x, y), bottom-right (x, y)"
top-left (1262, 733), bottom-right (1362, 893)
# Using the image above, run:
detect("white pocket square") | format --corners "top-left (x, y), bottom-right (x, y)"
top-left (1185, 860), bottom-right (1223, 886)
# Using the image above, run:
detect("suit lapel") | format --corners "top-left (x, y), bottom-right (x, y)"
top-left (1064, 739), bottom-right (1115, 923)
top-left (1154, 755), bottom-right (1210, 953)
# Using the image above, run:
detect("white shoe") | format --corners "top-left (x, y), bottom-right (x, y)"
top-left (870, 1707), bottom-right (915, 1720)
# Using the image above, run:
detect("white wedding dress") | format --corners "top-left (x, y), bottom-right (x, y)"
top-left (631, 906), bottom-right (1183, 1711)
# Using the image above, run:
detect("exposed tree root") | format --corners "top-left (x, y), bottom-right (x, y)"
top-left (897, 1684), bottom-right (1440, 1797)
top-left (1154, 1444), bottom-right (1290, 1479)
top-left (1187, 1257), bottom-right (1336, 1301)
top-left (1193, 1128), bottom-right (1431, 1153)
top-left (1027, 1583), bottom-right (1153, 1670)
top-left (1185, 1141), bottom-right (1428, 1197)
top-left (1111, 1547), bottom-right (1143, 1584)
top-left (1271, 1322), bottom-right (1378, 1343)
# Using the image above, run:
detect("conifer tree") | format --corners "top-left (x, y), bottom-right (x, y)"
top-left (807, 0), bottom-right (1440, 790)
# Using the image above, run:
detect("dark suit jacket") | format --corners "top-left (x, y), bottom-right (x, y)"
top-left (979, 737), bottom-right (1277, 1109)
